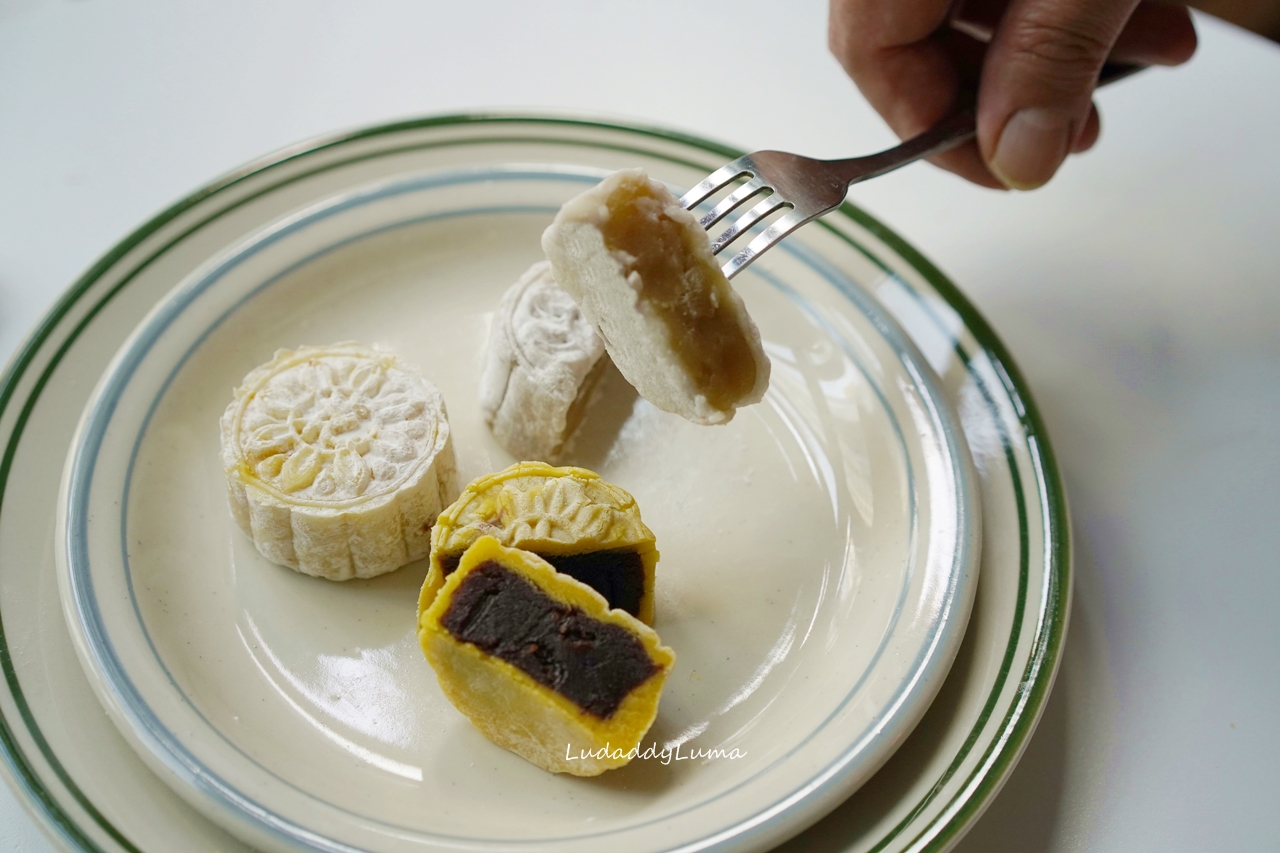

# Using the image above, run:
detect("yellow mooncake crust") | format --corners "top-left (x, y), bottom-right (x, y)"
top-left (420, 461), bottom-right (657, 623)
top-left (418, 536), bottom-right (675, 776)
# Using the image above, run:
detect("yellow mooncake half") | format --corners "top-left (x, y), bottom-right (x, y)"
top-left (419, 536), bottom-right (675, 776)
top-left (421, 461), bottom-right (657, 624)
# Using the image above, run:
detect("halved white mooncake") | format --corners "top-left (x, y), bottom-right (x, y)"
top-left (419, 535), bottom-right (675, 776)
top-left (541, 167), bottom-right (770, 425)
top-left (219, 342), bottom-right (457, 580)
top-left (478, 260), bottom-right (608, 462)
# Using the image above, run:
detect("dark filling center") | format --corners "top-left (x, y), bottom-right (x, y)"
top-left (441, 561), bottom-right (659, 719)
top-left (440, 547), bottom-right (645, 617)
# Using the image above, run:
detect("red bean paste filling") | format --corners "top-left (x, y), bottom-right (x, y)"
top-left (441, 561), bottom-right (658, 719)
top-left (440, 548), bottom-right (645, 617)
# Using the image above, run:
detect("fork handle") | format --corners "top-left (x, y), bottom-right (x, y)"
top-left (832, 108), bottom-right (978, 185)
top-left (833, 61), bottom-right (1143, 186)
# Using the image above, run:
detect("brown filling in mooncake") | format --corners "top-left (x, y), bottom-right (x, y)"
top-left (420, 535), bottom-right (675, 776)
top-left (441, 560), bottom-right (659, 719)
top-left (438, 547), bottom-right (646, 618)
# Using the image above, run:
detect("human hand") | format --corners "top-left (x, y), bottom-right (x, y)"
top-left (828, 0), bottom-right (1198, 189)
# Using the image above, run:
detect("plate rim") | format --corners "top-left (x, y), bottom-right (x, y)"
top-left (0, 112), bottom-right (1069, 853)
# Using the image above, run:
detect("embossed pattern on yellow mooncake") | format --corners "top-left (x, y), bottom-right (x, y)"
top-left (420, 461), bottom-right (657, 623)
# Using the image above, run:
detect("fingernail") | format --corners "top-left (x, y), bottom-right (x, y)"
top-left (990, 108), bottom-right (1073, 190)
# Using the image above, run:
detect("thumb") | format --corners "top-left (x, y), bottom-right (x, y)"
top-left (977, 0), bottom-right (1139, 189)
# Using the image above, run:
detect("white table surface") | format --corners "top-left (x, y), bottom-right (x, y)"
top-left (2, 3), bottom-right (1277, 851)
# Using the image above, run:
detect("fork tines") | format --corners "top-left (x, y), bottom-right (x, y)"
top-left (679, 156), bottom-right (797, 273)
top-left (678, 158), bottom-right (754, 213)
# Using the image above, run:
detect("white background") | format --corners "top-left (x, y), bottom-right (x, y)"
top-left (3, 2), bottom-right (1279, 851)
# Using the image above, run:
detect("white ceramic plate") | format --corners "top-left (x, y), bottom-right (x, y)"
top-left (59, 157), bottom-right (981, 850)
top-left (1, 115), bottom-right (1068, 853)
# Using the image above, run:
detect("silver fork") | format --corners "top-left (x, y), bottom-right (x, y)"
top-left (680, 62), bottom-right (1141, 279)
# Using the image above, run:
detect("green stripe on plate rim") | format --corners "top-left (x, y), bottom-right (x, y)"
top-left (812, 209), bottom-right (1068, 852)
top-left (0, 113), bottom-right (1068, 853)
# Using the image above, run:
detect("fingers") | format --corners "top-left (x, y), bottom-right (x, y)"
top-left (829, 0), bottom-right (952, 61)
top-left (829, 0), bottom-right (1197, 191)
top-left (830, 0), bottom-right (1006, 188)
top-left (927, 143), bottom-right (1009, 189)
top-left (977, 0), bottom-right (1198, 190)
top-left (1111, 2), bottom-right (1197, 65)
top-left (977, 0), bottom-right (1139, 190)
top-left (1070, 103), bottom-right (1101, 153)
top-left (828, 0), bottom-right (956, 135)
